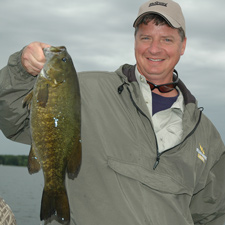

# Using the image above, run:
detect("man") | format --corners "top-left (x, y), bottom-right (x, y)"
top-left (0, 0), bottom-right (225, 224)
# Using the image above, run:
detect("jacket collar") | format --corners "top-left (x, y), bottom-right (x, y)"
top-left (117, 64), bottom-right (196, 106)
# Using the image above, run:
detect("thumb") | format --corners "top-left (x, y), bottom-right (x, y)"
top-left (40, 42), bottom-right (51, 50)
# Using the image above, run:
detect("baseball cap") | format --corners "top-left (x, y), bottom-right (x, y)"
top-left (133, 0), bottom-right (185, 34)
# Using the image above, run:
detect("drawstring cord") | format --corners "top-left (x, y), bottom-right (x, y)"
top-left (118, 81), bottom-right (129, 94)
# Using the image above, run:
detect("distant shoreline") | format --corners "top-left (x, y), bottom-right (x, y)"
top-left (0, 155), bottom-right (28, 167)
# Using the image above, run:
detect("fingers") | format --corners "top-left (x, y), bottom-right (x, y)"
top-left (21, 42), bottom-right (51, 76)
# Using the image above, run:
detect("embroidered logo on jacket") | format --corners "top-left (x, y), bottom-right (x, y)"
top-left (196, 144), bottom-right (207, 163)
top-left (149, 1), bottom-right (168, 7)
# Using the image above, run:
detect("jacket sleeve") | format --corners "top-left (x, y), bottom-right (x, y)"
top-left (0, 49), bottom-right (36, 145)
top-left (190, 136), bottom-right (225, 225)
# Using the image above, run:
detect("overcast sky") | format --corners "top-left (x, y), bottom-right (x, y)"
top-left (0, 0), bottom-right (225, 155)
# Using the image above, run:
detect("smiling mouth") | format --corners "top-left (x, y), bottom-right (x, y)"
top-left (148, 58), bottom-right (164, 62)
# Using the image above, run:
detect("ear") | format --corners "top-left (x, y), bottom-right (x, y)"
top-left (180, 37), bottom-right (187, 56)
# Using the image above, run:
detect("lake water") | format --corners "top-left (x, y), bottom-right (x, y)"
top-left (0, 165), bottom-right (44, 225)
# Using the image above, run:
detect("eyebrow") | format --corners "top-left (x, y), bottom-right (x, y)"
top-left (161, 35), bottom-right (175, 39)
top-left (139, 34), bottom-right (175, 39)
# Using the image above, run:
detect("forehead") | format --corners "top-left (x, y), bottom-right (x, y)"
top-left (137, 20), bottom-right (180, 37)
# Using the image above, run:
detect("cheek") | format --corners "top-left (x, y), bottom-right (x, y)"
top-left (169, 45), bottom-right (184, 59)
top-left (134, 44), bottom-right (141, 60)
top-left (134, 42), bottom-right (140, 54)
top-left (135, 42), bottom-right (146, 59)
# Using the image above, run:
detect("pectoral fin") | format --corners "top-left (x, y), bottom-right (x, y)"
top-left (28, 145), bottom-right (41, 174)
top-left (22, 90), bottom-right (33, 110)
top-left (67, 135), bottom-right (82, 179)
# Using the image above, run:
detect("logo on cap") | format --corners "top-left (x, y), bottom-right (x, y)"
top-left (149, 1), bottom-right (168, 7)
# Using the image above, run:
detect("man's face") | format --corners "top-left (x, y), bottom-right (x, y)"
top-left (135, 20), bottom-right (186, 84)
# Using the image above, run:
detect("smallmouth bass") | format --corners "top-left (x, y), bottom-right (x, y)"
top-left (23, 46), bottom-right (81, 224)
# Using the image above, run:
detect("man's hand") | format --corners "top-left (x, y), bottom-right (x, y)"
top-left (21, 42), bottom-right (51, 76)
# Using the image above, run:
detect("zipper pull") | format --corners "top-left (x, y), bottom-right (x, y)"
top-left (153, 155), bottom-right (161, 170)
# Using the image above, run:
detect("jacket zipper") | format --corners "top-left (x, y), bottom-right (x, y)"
top-left (125, 85), bottom-right (160, 169)
top-left (121, 84), bottom-right (203, 170)
top-left (153, 107), bottom-right (203, 169)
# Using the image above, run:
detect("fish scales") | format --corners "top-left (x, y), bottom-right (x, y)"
top-left (23, 46), bottom-right (81, 224)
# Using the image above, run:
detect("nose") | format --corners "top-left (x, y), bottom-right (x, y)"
top-left (148, 39), bottom-right (161, 54)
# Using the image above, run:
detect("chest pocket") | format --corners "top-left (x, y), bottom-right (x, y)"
top-left (108, 157), bottom-right (192, 196)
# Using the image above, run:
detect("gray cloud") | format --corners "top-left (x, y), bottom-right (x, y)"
top-left (0, 0), bottom-right (224, 154)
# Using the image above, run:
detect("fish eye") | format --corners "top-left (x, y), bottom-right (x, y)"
top-left (62, 57), bottom-right (67, 62)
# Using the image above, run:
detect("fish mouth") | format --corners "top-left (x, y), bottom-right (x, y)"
top-left (41, 46), bottom-right (67, 80)
top-left (43, 46), bottom-right (67, 63)
top-left (50, 46), bottom-right (66, 52)
top-left (43, 46), bottom-right (66, 56)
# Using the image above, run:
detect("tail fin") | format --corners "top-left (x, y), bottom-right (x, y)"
top-left (40, 187), bottom-right (70, 224)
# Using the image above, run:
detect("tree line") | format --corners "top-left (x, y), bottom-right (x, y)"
top-left (0, 155), bottom-right (28, 167)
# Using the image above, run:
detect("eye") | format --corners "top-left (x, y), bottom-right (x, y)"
top-left (164, 38), bottom-right (173, 43)
top-left (62, 57), bottom-right (67, 62)
top-left (141, 36), bottom-right (150, 40)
